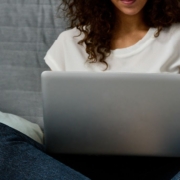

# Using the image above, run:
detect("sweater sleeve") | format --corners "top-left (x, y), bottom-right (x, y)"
top-left (44, 32), bottom-right (65, 71)
top-left (170, 23), bottom-right (180, 74)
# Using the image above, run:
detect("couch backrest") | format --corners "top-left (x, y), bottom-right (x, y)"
top-left (0, 0), bottom-right (67, 130)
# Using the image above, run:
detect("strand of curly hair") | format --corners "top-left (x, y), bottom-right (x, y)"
top-left (56, 0), bottom-right (180, 70)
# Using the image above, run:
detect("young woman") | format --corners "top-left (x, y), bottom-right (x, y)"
top-left (43, 0), bottom-right (180, 179)
top-left (1, 0), bottom-right (179, 180)
top-left (44, 0), bottom-right (180, 74)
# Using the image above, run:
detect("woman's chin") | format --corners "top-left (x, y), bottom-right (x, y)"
top-left (119, 9), bottom-right (140, 16)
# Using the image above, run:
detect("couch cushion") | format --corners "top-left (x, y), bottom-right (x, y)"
top-left (0, 111), bottom-right (43, 144)
top-left (0, 0), bottom-right (68, 130)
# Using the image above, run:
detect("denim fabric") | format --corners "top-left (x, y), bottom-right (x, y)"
top-left (0, 123), bottom-right (90, 180)
top-left (172, 172), bottom-right (180, 180)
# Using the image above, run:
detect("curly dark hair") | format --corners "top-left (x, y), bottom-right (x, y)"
top-left (56, 0), bottom-right (180, 70)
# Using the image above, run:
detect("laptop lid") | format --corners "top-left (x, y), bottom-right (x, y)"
top-left (41, 71), bottom-right (180, 157)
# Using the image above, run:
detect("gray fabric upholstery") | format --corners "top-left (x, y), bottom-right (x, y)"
top-left (0, 0), bottom-right (67, 130)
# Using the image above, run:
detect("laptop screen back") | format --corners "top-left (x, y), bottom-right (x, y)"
top-left (41, 71), bottom-right (180, 157)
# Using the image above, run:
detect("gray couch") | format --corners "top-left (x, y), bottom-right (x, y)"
top-left (0, 0), bottom-right (67, 130)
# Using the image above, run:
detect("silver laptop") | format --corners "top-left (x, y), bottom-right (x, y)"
top-left (41, 71), bottom-right (180, 157)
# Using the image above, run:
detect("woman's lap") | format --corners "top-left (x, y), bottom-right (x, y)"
top-left (0, 123), bottom-right (90, 180)
top-left (1, 122), bottom-right (180, 180)
top-left (52, 154), bottom-right (180, 180)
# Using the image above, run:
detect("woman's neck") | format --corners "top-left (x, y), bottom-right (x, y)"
top-left (110, 9), bottom-right (150, 50)
top-left (113, 10), bottom-right (149, 37)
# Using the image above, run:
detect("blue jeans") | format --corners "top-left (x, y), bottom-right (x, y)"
top-left (172, 172), bottom-right (180, 180)
top-left (1, 122), bottom-right (180, 180)
top-left (0, 123), bottom-right (91, 180)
